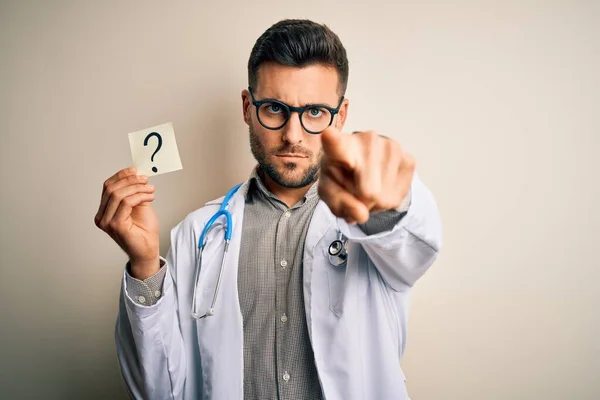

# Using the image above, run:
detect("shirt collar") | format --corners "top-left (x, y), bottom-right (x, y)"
top-left (246, 165), bottom-right (319, 208)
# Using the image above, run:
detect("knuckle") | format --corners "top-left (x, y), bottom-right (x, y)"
top-left (109, 220), bottom-right (120, 231)
top-left (111, 191), bottom-right (122, 203)
top-left (359, 187), bottom-right (377, 203)
top-left (105, 184), bottom-right (116, 197)
top-left (98, 220), bottom-right (109, 231)
top-left (119, 167), bottom-right (133, 177)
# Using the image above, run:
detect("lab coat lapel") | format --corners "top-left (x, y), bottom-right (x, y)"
top-left (194, 182), bottom-right (248, 399)
top-left (303, 201), bottom-right (336, 339)
top-left (303, 202), bottom-right (359, 399)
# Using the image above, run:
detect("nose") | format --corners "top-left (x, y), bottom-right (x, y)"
top-left (281, 111), bottom-right (304, 145)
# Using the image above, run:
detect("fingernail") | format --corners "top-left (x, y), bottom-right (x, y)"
top-left (146, 184), bottom-right (154, 189)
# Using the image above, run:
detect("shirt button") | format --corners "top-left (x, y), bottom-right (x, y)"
top-left (284, 211), bottom-right (291, 218)
top-left (138, 296), bottom-right (146, 304)
top-left (283, 371), bottom-right (290, 382)
top-left (280, 314), bottom-right (288, 323)
top-left (280, 259), bottom-right (288, 268)
top-left (154, 290), bottom-right (161, 298)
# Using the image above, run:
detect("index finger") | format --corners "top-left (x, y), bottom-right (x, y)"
top-left (96, 167), bottom-right (138, 222)
top-left (318, 168), bottom-right (370, 224)
top-left (320, 127), bottom-right (359, 169)
top-left (102, 166), bottom-right (138, 194)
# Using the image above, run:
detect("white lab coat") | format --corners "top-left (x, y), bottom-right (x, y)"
top-left (115, 173), bottom-right (442, 400)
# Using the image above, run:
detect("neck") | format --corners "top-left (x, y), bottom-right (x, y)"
top-left (259, 168), bottom-right (314, 208)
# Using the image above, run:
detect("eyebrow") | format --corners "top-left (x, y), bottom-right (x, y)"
top-left (259, 96), bottom-right (337, 109)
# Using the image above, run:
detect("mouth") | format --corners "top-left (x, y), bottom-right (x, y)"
top-left (276, 154), bottom-right (309, 159)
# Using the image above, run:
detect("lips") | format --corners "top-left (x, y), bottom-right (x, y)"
top-left (276, 154), bottom-right (308, 158)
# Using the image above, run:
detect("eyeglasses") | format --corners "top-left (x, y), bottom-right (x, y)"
top-left (248, 86), bottom-right (344, 134)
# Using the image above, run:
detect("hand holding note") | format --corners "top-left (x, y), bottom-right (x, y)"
top-left (94, 122), bottom-right (184, 280)
top-left (94, 167), bottom-right (160, 280)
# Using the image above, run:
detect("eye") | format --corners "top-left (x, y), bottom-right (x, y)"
top-left (266, 103), bottom-right (283, 114)
top-left (307, 107), bottom-right (323, 118)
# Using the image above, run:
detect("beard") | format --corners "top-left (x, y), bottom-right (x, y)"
top-left (249, 124), bottom-right (321, 189)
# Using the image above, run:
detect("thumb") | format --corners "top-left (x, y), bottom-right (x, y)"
top-left (320, 127), bottom-right (358, 169)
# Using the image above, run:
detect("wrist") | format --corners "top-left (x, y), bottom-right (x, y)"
top-left (129, 256), bottom-right (160, 280)
top-left (395, 188), bottom-right (412, 213)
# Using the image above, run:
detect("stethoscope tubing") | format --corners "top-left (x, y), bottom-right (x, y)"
top-left (191, 183), bottom-right (349, 319)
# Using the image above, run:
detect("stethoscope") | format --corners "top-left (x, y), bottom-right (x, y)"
top-left (191, 183), bottom-right (349, 319)
top-left (327, 230), bottom-right (349, 266)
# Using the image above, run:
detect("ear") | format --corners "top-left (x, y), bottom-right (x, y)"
top-left (334, 98), bottom-right (349, 131)
top-left (241, 89), bottom-right (251, 125)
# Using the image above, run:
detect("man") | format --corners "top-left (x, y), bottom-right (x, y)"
top-left (95, 19), bottom-right (442, 400)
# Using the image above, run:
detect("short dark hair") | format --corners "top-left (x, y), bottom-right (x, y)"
top-left (248, 19), bottom-right (349, 95)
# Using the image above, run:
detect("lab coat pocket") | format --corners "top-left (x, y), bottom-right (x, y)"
top-left (327, 261), bottom-right (346, 317)
top-left (319, 242), bottom-right (348, 317)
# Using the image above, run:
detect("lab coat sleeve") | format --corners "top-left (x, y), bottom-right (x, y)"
top-left (115, 222), bottom-right (188, 400)
top-left (338, 172), bottom-right (442, 290)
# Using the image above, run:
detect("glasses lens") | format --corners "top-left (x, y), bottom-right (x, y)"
top-left (257, 102), bottom-right (289, 129)
top-left (301, 107), bottom-right (332, 133)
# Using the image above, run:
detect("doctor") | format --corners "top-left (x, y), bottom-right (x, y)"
top-left (95, 19), bottom-right (442, 400)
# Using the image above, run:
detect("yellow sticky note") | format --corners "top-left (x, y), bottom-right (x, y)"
top-left (128, 122), bottom-right (183, 177)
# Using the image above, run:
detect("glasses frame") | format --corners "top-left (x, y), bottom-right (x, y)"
top-left (248, 86), bottom-right (345, 134)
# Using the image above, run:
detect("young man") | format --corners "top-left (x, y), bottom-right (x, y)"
top-left (95, 19), bottom-right (442, 400)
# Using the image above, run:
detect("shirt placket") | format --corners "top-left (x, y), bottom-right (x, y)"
top-left (275, 207), bottom-right (293, 397)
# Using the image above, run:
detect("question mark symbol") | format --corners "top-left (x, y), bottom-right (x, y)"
top-left (143, 132), bottom-right (162, 173)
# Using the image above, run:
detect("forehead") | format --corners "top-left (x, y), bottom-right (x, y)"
top-left (254, 62), bottom-right (340, 105)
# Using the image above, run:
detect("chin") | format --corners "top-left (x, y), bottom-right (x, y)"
top-left (263, 164), bottom-right (314, 189)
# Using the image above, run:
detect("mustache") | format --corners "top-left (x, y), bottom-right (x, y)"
top-left (272, 145), bottom-right (312, 157)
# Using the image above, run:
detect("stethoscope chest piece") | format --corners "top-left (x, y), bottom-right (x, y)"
top-left (328, 231), bottom-right (349, 267)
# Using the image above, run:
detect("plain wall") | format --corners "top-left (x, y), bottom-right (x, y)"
top-left (1, 1), bottom-right (598, 398)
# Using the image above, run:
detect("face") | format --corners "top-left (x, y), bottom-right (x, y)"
top-left (242, 62), bottom-right (348, 189)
